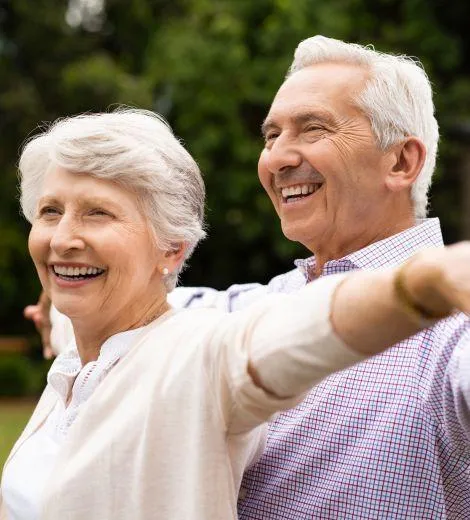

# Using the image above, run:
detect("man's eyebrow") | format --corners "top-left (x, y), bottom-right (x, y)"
top-left (261, 110), bottom-right (337, 137)
top-left (261, 119), bottom-right (278, 137)
top-left (293, 110), bottom-right (337, 126)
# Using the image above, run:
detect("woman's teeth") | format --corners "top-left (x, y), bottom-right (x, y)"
top-left (53, 265), bottom-right (105, 277)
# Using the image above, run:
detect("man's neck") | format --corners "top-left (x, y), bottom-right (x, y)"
top-left (310, 218), bottom-right (417, 277)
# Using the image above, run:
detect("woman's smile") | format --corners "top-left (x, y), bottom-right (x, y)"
top-left (49, 263), bottom-right (107, 288)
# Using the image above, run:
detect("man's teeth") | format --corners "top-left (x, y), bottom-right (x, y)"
top-left (281, 184), bottom-right (321, 199)
top-left (53, 266), bottom-right (104, 276)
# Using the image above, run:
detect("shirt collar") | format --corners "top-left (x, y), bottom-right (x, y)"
top-left (48, 327), bottom-right (145, 403)
top-left (294, 218), bottom-right (444, 281)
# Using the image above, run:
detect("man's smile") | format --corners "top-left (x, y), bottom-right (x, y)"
top-left (280, 182), bottom-right (324, 204)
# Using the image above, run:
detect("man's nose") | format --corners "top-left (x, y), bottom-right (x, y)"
top-left (50, 217), bottom-right (86, 255)
top-left (265, 134), bottom-right (302, 174)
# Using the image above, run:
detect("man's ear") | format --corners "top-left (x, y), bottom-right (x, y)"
top-left (385, 137), bottom-right (426, 192)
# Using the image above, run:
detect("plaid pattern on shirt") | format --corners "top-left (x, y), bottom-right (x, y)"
top-left (171, 218), bottom-right (470, 519)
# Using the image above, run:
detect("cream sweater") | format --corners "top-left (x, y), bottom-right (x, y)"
top-left (1, 277), bottom-right (364, 520)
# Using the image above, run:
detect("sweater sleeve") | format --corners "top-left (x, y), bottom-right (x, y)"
top-left (205, 275), bottom-right (366, 434)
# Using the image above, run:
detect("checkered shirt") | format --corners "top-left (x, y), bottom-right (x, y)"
top-left (170, 218), bottom-right (470, 519)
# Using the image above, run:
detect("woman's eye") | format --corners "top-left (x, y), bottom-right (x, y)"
top-left (38, 206), bottom-right (60, 217)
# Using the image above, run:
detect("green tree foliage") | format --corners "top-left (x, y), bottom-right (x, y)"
top-left (0, 0), bottom-right (469, 332)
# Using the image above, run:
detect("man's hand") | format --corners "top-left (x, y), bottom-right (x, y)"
top-left (24, 291), bottom-right (53, 359)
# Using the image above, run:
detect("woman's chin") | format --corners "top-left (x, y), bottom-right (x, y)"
top-left (53, 301), bottom-right (91, 321)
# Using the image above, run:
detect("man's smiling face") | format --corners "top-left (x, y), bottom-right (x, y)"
top-left (258, 62), bottom-right (402, 259)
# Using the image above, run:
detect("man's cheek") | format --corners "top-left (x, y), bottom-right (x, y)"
top-left (258, 171), bottom-right (274, 198)
top-left (325, 135), bottom-right (356, 167)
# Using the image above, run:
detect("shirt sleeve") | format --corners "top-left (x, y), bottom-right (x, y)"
top-left (204, 274), bottom-right (366, 434)
top-left (167, 267), bottom-right (305, 312)
top-left (446, 324), bottom-right (470, 452)
top-left (167, 283), bottom-right (267, 312)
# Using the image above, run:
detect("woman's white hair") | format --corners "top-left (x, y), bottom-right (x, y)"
top-left (288, 35), bottom-right (439, 218)
top-left (19, 108), bottom-right (206, 291)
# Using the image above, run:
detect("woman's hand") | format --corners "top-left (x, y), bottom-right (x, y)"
top-left (330, 242), bottom-right (470, 357)
top-left (402, 242), bottom-right (470, 319)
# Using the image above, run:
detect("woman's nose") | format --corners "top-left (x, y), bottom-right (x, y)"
top-left (50, 217), bottom-right (86, 255)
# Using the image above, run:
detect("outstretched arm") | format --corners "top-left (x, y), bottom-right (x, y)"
top-left (25, 284), bottom-right (267, 358)
top-left (248, 243), bottom-right (470, 398)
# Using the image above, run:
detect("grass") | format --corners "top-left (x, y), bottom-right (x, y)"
top-left (0, 400), bottom-right (36, 470)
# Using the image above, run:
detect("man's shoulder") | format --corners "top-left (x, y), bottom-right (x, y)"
top-left (429, 312), bottom-right (470, 351)
top-left (344, 219), bottom-right (444, 271)
top-left (265, 265), bottom-right (308, 293)
top-left (169, 265), bottom-right (308, 311)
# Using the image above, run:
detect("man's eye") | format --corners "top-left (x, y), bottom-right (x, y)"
top-left (89, 209), bottom-right (111, 217)
top-left (264, 132), bottom-right (279, 143)
top-left (305, 125), bottom-right (322, 132)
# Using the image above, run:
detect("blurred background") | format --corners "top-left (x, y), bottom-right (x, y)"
top-left (0, 0), bottom-right (469, 457)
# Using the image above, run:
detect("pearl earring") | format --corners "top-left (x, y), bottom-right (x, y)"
top-left (162, 267), bottom-right (169, 276)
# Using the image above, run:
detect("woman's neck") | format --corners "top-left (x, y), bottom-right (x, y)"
top-left (71, 298), bottom-right (171, 365)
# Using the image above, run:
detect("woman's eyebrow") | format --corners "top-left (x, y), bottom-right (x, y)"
top-left (37, 195), bottom-right (120, 210)
top-left (79, 197), bottom-right (117, 208)
top-left (37, 196), bottom-right (60, 206)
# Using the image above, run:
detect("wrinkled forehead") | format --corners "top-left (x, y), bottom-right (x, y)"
top-left (268, 62), bottom-right (370, 120)
top-left (38, 166), bottom-right (141, 210)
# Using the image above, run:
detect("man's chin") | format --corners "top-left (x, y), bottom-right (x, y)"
top-left (280, 222), bottom-right (320, 251)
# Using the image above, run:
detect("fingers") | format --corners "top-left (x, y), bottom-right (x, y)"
top-left (24, 305), bottom-right (40, 320)
top-left (24, 305), bottom-right (44, 332)
top-left (43, 344), bottom-right (54, 360)
top-left (38, 291), bottom-right (52, 312)
top-left (427, 242), bottom-right (470, 315)
top-left (438, 243), bottom-right (470, 314)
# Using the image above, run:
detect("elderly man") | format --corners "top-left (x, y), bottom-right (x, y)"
top-left (30, 36), bottom-right (470, 518)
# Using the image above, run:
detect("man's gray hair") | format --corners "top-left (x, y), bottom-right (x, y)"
top-left (288, 35), bottom-right (439, 218)
top-left (19, 108), bottom-right (206, 291)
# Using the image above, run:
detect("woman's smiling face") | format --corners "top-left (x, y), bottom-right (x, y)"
top-left (28, 165), bottom-right (168, 327)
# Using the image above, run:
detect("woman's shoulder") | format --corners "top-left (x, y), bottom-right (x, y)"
top-left (172, 306), bottom-right (226, 327)
top-left (139, 307), bottom-right (225, 346)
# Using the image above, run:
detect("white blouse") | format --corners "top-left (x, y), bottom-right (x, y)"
top-left (1, 277), bottom-right (365, 519)
top-left (1, 327), bottom-right (143, 520)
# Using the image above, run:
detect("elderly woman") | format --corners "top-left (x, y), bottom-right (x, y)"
top-left (1, 109), bottom-right (470, 520)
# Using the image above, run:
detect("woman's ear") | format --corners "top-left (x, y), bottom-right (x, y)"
top-left (385, 137), bottom-right (426, 192)
top-left (164, 242), bottom-right (188, 271)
